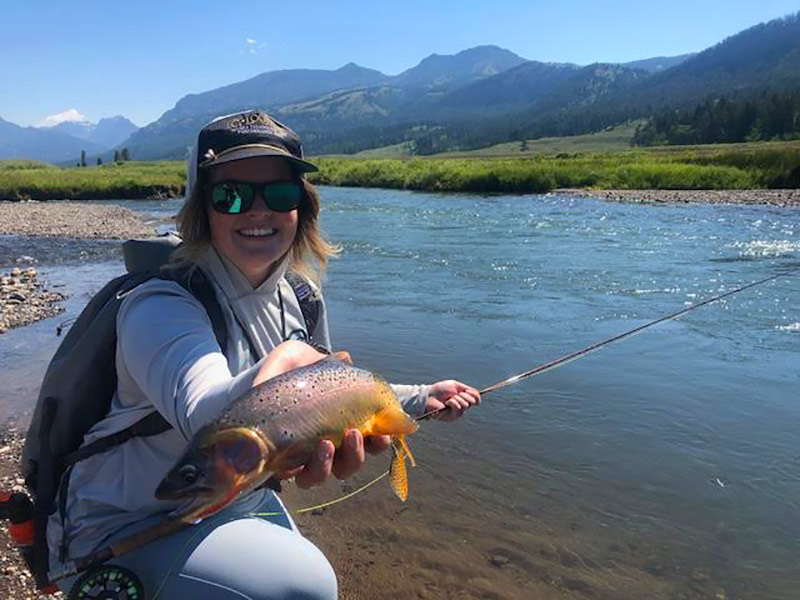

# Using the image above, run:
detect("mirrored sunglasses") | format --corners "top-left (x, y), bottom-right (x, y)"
top-left (209, 180), bottom-right (303, 214)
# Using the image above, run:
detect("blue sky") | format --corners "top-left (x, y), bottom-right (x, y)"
top-left (1, 0), bottom-right (798, 128)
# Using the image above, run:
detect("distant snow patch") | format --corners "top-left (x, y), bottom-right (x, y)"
top-left (37, 108), bottom-right (88, 127)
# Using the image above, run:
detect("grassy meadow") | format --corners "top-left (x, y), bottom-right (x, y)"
top-left (312, 139), bottom-right (800, 193)
top-left (0, 138), bottom-right (798, 200)
top-left (0, 160), bottom-right (185, 200)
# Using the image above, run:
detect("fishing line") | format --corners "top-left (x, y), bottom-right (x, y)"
top-left (250, 470), bottom-right (390, 518)
top-left (416, 269), bottom-right (796, 421)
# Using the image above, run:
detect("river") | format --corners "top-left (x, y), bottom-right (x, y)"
top-left (1, 188), bottom-right (798, 599)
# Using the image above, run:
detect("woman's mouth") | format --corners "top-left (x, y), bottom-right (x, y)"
top-left (237, 228), bottom-right (277, 238)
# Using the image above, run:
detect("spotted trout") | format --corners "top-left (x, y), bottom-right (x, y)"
top-left (155, 356), bottom-right (418, 522)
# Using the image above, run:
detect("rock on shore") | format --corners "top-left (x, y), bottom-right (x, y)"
top-left (0, 267), bottom-right (65, 334)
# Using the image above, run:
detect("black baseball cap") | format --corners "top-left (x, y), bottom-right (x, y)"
top-left (195, 110), bottom-right (317, 173)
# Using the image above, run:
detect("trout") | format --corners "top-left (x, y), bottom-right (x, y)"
top-left (155, 357), bottom-right (418, 522)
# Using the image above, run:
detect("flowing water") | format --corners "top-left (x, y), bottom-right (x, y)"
top-left (1, 190), bottom-right (798, 599)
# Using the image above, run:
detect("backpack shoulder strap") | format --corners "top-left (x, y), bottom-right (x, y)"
top-left (284, 272), bottom-right (322, 337)
top-left (161, 266), bottom-right (228, 355)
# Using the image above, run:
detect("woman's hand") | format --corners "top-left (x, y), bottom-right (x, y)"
top-left (425, 380), bottom-right (481, 421)
top-left (253, 340), bottom-right (327, 386)
top-left (290, 431), bottom-right (391, 489)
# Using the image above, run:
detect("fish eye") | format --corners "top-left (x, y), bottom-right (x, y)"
top-left (178, 464), bottom-right (200, 485)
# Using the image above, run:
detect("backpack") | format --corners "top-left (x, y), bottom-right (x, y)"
top-left (20, 233), bottom-right (321, 586)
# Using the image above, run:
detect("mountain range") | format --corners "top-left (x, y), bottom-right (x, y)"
top-left (0, 115), bottom-right (138, 163)
top-left (2, 11), bottom-right (798, 162)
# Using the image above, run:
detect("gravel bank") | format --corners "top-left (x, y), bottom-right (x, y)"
top-left (0, 267), bottom-right (65, 334)
top-left (0, 201), bottom-right (154, 239)
top-left (558, 188), bottom-right (800, 207)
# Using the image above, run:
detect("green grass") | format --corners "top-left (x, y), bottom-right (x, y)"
top-left (1, 139), bottom-right (798, 200)
top-left (0, 161), bottom-right (185, 200)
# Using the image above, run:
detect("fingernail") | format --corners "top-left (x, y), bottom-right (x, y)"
top-left (348, 431), bottom-right (360, 450)
top-left (318, 441), bottom-right (333, 461)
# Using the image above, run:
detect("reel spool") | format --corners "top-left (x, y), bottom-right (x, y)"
top-left (68, 565), bottom-right (144, 600)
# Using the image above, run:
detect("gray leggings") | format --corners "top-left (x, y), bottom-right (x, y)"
top-left (60, 490), bottom-right (337, 599)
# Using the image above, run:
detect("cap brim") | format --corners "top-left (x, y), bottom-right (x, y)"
top-left (200, 146), bottom-right (318, 173)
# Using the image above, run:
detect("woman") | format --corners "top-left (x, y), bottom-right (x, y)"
top-left (50, 110), bottom-right (479, 599)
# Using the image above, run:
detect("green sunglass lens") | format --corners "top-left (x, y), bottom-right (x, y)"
top-left (264, 183), bottom-right (302, 212)
top-left (212, 183), bottom-right (254, 214)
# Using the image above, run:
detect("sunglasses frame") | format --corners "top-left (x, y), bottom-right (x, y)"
top-left (207, 179), bottom-right (304, 215)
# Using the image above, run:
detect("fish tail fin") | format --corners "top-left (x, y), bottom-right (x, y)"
top-left (389, 438), bottom-right (409, 501)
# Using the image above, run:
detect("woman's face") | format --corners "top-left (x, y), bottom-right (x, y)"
top-left (206, 156), bottom-right (299, 287)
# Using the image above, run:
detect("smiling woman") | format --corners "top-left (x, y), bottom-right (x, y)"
top-left (42, 109), bottom-right (480, 599)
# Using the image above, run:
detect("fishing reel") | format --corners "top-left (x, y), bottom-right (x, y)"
top-left (68, 565), bottom-right (144, 600)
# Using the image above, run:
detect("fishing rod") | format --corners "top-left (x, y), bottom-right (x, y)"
top-left (416, 269), bottom-right (796, 422)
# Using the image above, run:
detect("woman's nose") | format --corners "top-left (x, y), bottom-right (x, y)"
top-left (250, 191), bottom-right (271, 214)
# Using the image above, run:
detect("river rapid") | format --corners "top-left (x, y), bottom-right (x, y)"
top-left (1, 189), bottom-right (798, 599)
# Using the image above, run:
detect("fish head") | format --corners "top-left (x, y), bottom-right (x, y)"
top-left (155, 426), bottom-right (275, 520)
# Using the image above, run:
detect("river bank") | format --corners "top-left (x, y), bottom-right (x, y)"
top-left (563, 188), bottom-right (800, 207)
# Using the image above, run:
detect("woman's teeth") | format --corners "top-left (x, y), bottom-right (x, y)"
top-left (239, 228), bottom-right (276, 237)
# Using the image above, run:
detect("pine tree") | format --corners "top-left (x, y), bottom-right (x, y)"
top-left (113, 150), bottom-right (121, 163)
top-left (80, 150), bottom-right (87, 167)
top-left (120, 148), bottom-right (130, 161)
top-left (96, 157), bottom-right (103, 166)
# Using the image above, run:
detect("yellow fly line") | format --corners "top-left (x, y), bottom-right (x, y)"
top-left (249, 470), bottom-right (390, 518)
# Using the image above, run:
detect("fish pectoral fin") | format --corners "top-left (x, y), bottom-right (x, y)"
top-left (389, 441), bottom-right (409, 502)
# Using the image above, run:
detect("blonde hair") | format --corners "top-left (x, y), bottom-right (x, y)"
top-left (175, 171), bottom-right (339, 286)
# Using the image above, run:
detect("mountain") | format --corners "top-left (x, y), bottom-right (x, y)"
top-left (623, 53), bottom-right (694, 73)
top-left (121, 63), bottom-right (390, 160)
top-left (393, 46), bottom-right (527, 91)
top-left (88, 116), bottom-right (139, 148)
top-left (0, 117), bottom-right (107, 163)
top-left (121, 49), bottom-right (530, 160)
top-left (611, 13), bottom-right (800, 113)
top-left (429, 61), bottom-right (580, 117)
top-left (50, 115), bottom-right (138, 148)
top-left (50, 120), bottom-right (94, 141)
top-left (437, 12), bottom-right (800, 150)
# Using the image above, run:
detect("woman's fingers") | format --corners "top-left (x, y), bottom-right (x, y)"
top-left (332, 350), bottom-right (353, 364)
top-left (426, 381), bottom-right (481, 421)
top-left (364, 434), bottom-right (391, 455)
top-left (332, 430), bottom-right (365, 479)
top-left (254, 341), bottom-right (327, 386)
top-left (286, 431), bottom-right (388, 488)
top-left (294, 439), bottom-right (334, 489)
